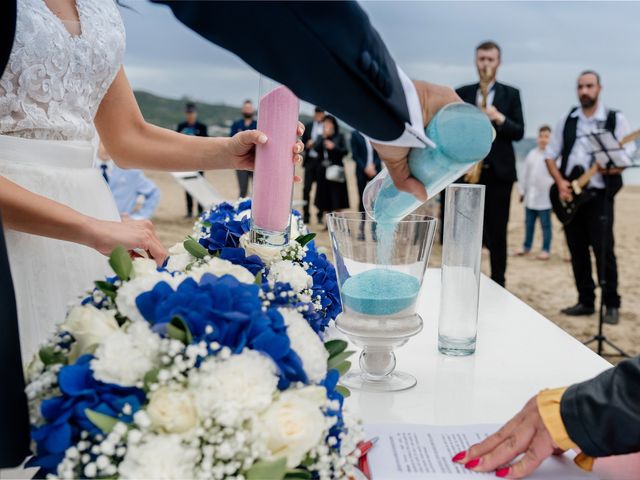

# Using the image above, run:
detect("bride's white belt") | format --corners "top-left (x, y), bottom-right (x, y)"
top-left (0, 134), bottom-right (94, 169)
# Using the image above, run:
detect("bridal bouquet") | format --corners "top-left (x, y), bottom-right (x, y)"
top-left (25, 199), bottom-right (362, 480)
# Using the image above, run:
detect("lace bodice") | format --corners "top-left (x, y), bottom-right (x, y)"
top-left (0, 0), bottom-right (125, 141)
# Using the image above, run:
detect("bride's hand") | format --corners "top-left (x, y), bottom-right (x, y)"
top-left (226, 122), bottom-right (305, 182)
top-left (85, 218), bottom-right (168, 266)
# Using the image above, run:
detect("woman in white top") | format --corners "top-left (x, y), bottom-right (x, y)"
top-left (516, 125), bottom-right (554, 260)
top-left (0, 0), bottom-right (303, 362)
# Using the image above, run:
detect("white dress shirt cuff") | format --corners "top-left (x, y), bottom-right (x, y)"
top-left (365, 67), bottom-right (436, 149)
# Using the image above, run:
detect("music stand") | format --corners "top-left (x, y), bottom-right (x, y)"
top-left (581, 130), bottom-right (631, 357)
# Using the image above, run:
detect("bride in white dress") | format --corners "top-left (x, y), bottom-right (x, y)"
top-left (0, 0), bottom-right (304, 363)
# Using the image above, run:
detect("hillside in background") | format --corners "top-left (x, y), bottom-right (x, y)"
top-left (134, 90), bottom-right (312, 135)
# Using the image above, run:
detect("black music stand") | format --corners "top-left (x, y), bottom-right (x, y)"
top-left (581, 130), bottom-right (630, 357)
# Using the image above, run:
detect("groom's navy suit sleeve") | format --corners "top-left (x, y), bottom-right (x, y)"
top-left (151, 1), bottom-right (411, 142)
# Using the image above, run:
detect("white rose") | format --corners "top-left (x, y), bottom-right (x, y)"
top-left (91, 322), bottom-right (161, 387)
top-left (131, 258), bottom-right (159, 278)
top-left (259, 386), bottom-right (328, 468)
top-left (116, 271), bottom-right (180, 323)
top-left (61, 305), bottom-right (120, 361)
top-left (119, 433), bottom-right (198, 480)
top-left (147, 387), bottom-right (198, 434)
top-left (188, 257), bottom-right (255, 284)
top-left (165, 242), bottom-right (193, 273)
top-left (268, 261), bottom-right (313, 293)
top-left (189, 350), bottom-right (278, 427)
top-left (279, 309), bottom-right (328, 383)
top-left (239, 233), bottom-right (283, 265)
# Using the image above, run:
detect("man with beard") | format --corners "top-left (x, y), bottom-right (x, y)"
top-left (545, 71), bottom-right (635, 324)
top-left (230, 99), bottom-right (258, 198)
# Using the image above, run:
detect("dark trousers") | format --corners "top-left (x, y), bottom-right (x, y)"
top-left (564, 190), bottom-right (620, 308)
top-left (236, 170), bottom-right (253, 198)
top-left (302, 160), bottom-right (318, 219)
top-left (185, 171), bottom-right (204, 216)
top-left (483, 181), bottom-right (513, 287)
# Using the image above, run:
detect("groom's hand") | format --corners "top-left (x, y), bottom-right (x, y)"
top-left (372, 81), bottom-right (462, 202)
top-left (228, 122), bottom-right (305, 183)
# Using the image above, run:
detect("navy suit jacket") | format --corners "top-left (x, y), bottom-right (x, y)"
top-left (456, 82), bottom-right (524, 183)
top-left (350, 130), bottom-right (381, 185)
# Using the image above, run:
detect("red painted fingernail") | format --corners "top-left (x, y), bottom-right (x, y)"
top-left (465, 458), bottom-right (481, 469)
top-left (496, 467), bottom-right (510, 478)
top-left (451, 451), bottom-right (466, 462)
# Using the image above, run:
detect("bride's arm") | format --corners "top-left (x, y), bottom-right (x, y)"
top-left (95, 68), bottom-right (303, 172)
top-left (0, 176), bottom-right (168, 265)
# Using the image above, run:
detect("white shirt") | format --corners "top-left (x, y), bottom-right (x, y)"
top-left (307, 121), bottom-right (324, 158)
top-left (545, 103), bottom-right (636, 189)
top-left (518, 147), bottom-right (554, 210)
top-left (475, 81), bottom-right (496, 108)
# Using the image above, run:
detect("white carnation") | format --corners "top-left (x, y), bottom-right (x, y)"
top-left (189, 350), bottom-right (278, 427)
top-left (239, 233), bottom-right (283, 265)
top-left (268, 261), bottom-right (313, 293)
top-left (258, 386), bottom-right (328, 468)
top-left (187, 257), bottom-right (254, 284)
top-left (131, 258), bottom-right (159, 278)
top-left (61, 305), bottom-right (120, 362)
top-left (116, 271), bottom-right (180, 323)
top-left (165, 242), bottom-right (193, 273)
top-left (118, 434), bottom-right (198, 480)
top-left (279, 309), bottom-right (328, 383)
top-left (91, 322), bottom-right (161, 387)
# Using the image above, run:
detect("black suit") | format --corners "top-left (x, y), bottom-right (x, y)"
top-left (350, 130), bottom-right (382, 212)
top-left (0, 0), bottom-right (31, 469)
top-left (301, 120), bottom-right (323, 221)
top-left (456, 82), bottom-right (524, 286)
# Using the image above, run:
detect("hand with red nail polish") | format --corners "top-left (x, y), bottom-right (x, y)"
top-left (451, 396), bottom-right (557, 478)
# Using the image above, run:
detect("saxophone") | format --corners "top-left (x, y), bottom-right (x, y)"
top-left (464, 65), bottom-right (493, 184)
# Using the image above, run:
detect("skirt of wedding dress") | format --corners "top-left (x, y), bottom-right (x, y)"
top-left (0, 135), bottom-right (120, 364)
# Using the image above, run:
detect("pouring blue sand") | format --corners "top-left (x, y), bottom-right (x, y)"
top-left (342, 269), bottom-right (420, 316)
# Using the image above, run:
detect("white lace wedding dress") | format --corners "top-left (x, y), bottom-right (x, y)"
top-left (0, 0), bottom-right (125, 363)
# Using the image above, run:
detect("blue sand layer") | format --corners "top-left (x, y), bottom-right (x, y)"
top-left (342, 268), bottom-right (420, 316)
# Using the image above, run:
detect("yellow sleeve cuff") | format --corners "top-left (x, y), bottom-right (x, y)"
top-left (537, 388), bottom-right (594, 472)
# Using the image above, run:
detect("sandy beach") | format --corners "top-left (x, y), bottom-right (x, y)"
top-left (146, 159), bottom-right (639, 364)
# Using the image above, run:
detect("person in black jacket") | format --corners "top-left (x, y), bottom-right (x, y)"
top-left (176, 102), bottom-right (208, 217)
top-left (351, 129), bottom-right (382, 213)
top-left (313, 115), bottom-right (350, 220)
top-left (301, 107), bottom-right (326, 223)
top-left (452, 354), bottom-right (640, 478)
top-left (456, 41), bottom-right (525, 287)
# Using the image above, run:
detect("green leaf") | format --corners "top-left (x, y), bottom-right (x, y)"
top-left (336, 385), bottom-right (351, 398)
top-left (143, 368), bottom-right (160, 392)
top-left (284, 469), bottom-right (312, 479)
top-left (109, 246), bottom-right (133, 281)
top-left (95, 280), bottom-right (118, 300)
top-left (38, 346), bottom-right (66, 366)
top-left (328, 350), bottom-right (355, 370)
top-left (201, 221), bottom-right (212, 228)
top-left (183, 237), bottom-right (208, 259)
top-left (85, 409), bottom-right (118, 434)
top-left (295, 233), bottom-right (316, 247)
top-left (335, 360), bottom-right (352, 376)
top-left (167, 315), bottom-right (193, 345)
top-left (246, 458), bottom-right (287, 480)
top-left (324, 339), bottom-right (348, 358)
top-left (255, 271), bottom-right (263, 285)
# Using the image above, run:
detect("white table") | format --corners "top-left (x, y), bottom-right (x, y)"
top-left (346, 269), bottom-right (612, 426)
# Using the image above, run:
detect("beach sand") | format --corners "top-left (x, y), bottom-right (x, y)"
top-left (146, 159), bottom-right (639, 363)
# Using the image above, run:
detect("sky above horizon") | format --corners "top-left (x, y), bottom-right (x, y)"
top-left (121, 1), bottom-right (640, 137)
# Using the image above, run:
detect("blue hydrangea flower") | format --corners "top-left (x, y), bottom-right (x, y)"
top-left (219, 247), bottom-right (265, 276)
top-left (136, 274), bottom-right (307, 389)
top-left (199, 217), bottom-right (250, 253)
top-left (27, 355), bottom-right (145, 474)
top-left (262, 281), bottom-right (326, 335)
top-left (303, 249), bottom-right (342, 327)
top-left (321, 369), bottom-right (347, 451)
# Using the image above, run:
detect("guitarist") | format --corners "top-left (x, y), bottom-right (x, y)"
top-left (545, 70), bottom-right (636, 324)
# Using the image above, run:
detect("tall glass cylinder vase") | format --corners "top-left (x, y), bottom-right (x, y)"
top-left (438, 184), bottom-right (485, 356)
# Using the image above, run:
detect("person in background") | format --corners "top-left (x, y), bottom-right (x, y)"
top-left (176, 102), bottom-right (208, 217)
top-left (516, 125), bottom-right (554, 260)
top-left (351, 129), bottom-right (382, 212)
top-left (95, 141), bottom-right (161, 221)
top-left (230, 99), bottom-right (258, 198)
top-left (301, 107), bottom-right (325, 223)
top-left (456, 41), bottom-right (525, 287)
top-left (313, 115), bottom-right (349, 225)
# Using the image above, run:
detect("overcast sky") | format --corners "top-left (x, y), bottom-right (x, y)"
top-left (121, 1), bottom-right (640, 137)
